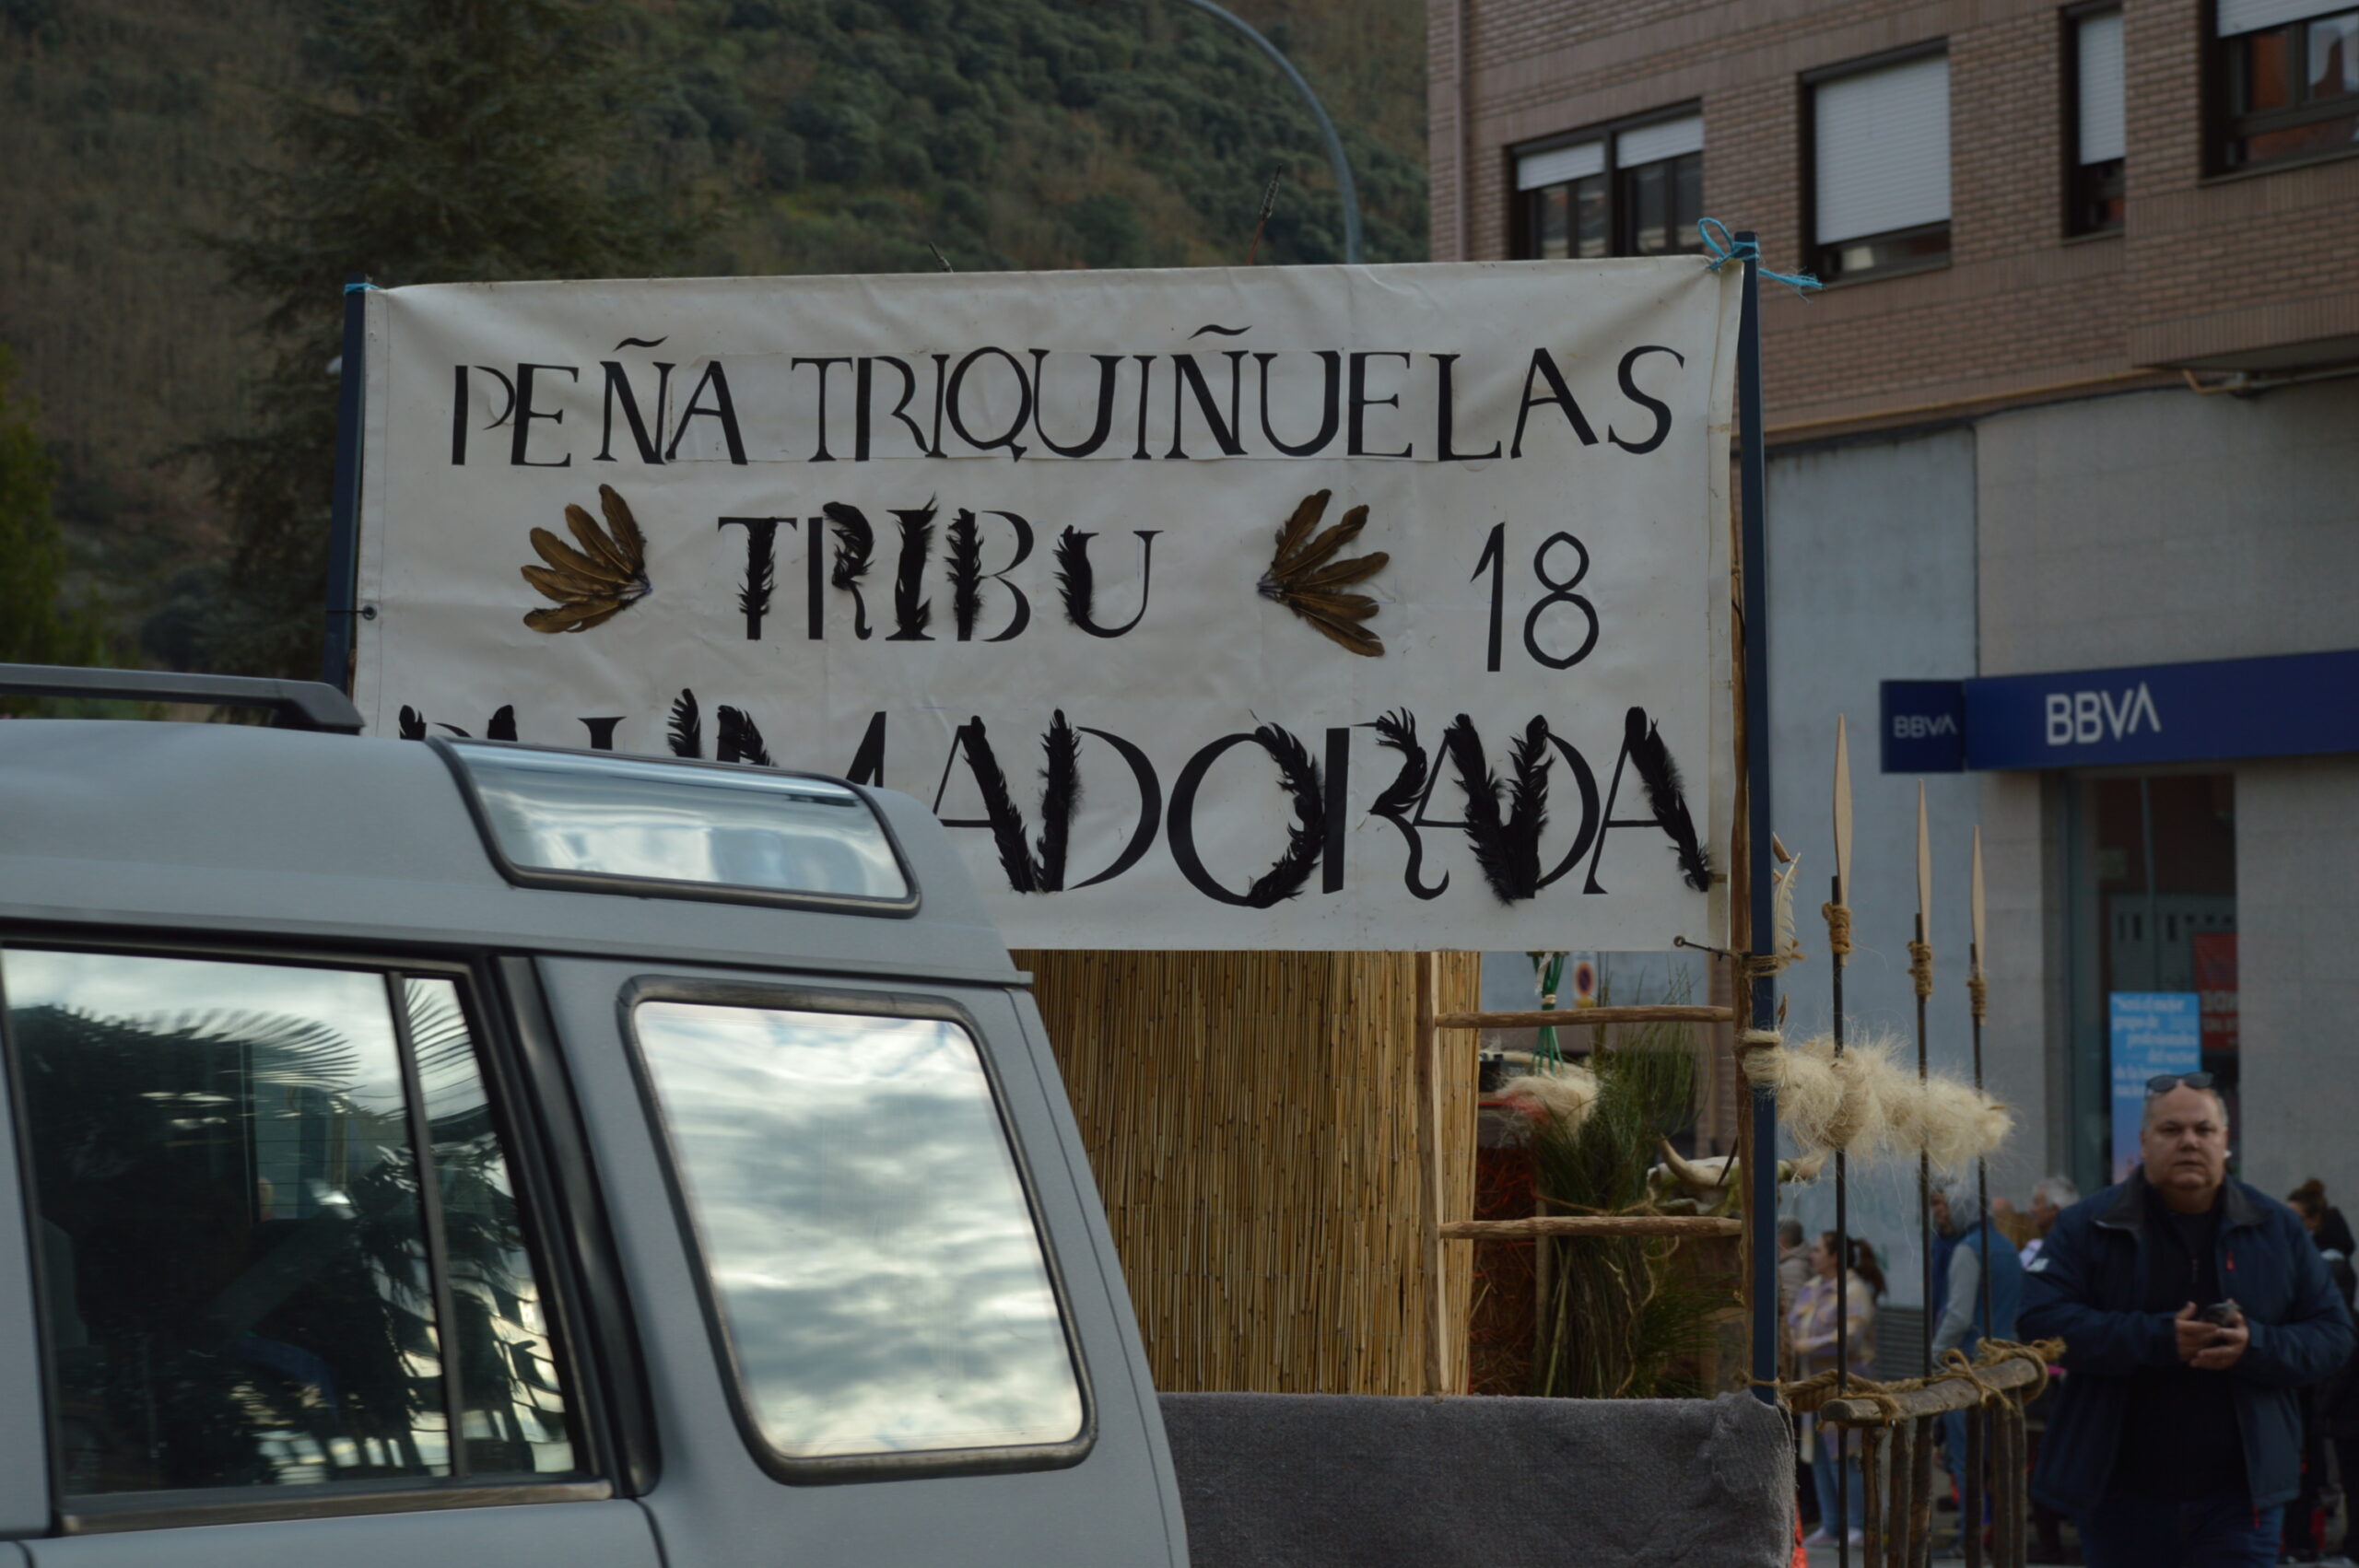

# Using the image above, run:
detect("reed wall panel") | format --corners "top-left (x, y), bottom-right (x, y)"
top-left (1015, 950), bottom-right (1481, 1395)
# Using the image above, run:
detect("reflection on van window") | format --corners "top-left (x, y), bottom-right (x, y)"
top-left (635, 1002), bottom-right (1083, 1459)
top-left (452, 744), bottom-right (908, 903)
top-left (4, 951), bottom-right (445, 1492)
top-left (405, 979), bottom-right (576, 1477)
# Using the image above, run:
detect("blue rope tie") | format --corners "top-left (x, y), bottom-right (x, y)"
top-left (1698, 218), bottom-right (1823, 297)
top-left (343, 280), bottom-right (381, 294)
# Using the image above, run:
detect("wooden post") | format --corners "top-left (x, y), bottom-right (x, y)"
top-left (1416, 950), bottom-right (1449, 1395)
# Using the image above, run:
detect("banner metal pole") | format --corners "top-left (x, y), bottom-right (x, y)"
top-left (1736, 232), bottom-right (1779, 1403)
top-left (323, 275), bottom-right (369, 694)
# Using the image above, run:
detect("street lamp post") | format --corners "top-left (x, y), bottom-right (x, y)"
top-left (1169, 0), bottom-right (1364, 264)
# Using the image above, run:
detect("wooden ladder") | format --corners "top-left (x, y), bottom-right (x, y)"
top-left (1413, 952), bottom-right (1741, 1396)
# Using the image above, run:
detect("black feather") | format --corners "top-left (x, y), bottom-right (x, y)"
top-left (821, 500), bottom-right (874, 639)
top-left (1052, 525), bottom-right (1094, 629)
top-left (434, 722), bottom-right (473, 738)
top-left (1033, 709), bottom-right (1082, 891)
top-left (1368, 709), bottom-right (1429, 819)
top-left (957, 719), bottom-right (1039, 894)
top-left (667, 689), bottom-right (702, 757)
top-left (1441, 714), bottom-right (1520, 903)
top-left (717, 705), bottom-right (772, 766)
top-left (947, 509), bottom-right (984, 640)
top-left (398, 707), bottom-right (427, 741)
top-left (1624, 706), bottom-right (1712, 893)
top-left (888, 500), bottom-right (936, 639)
top-left (487, 705), bottom-right (518, 742)
top-left (1502, 716), bottom-right (1553, 895)
top-left (1242, 723), bottom-right (1325, 908)
top-left (736, 519), bottom-right (778, 638)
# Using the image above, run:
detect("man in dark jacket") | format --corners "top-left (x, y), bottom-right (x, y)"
top-left (2021, 1078), bottom-right (2354, 1566)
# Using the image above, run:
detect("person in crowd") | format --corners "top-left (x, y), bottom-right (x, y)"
top-left (2283, 1184), bottom-right (2358, 1564)
top-left (2291, 1180), bottom-right (2357, 1265)
top-left (1791, 1231), bottom-right (1884, 1548)
top-left (1991, 1196), bottom-right (2038, 1252)
top-left (2023, 1176), bottom-right (2080, 1269)
top-left (1778, 1218), bottom-right (1811, 1355)
top-left (1931, 1178), bottom-right (2026, 1521)
top-left (2021, 1075), bottom-right (2354, 1567)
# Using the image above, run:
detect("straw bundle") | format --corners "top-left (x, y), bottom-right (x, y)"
top-left (1016, 949), bottom-right (1482, 1395)
top-left (1493, 1062), bottom-right (1602, 1131)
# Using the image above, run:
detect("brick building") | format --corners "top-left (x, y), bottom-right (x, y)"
top-left (1433, 0), bottom-right (2359, 1311)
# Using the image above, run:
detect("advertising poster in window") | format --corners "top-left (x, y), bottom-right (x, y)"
top-left (352, 263), bottom-right (1740, 950)
top-left (2109, 991), bottom-right (2201, 1179)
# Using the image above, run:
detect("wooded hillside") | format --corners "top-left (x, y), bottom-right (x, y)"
top-left (0, 0), bottom-right (1427, 666)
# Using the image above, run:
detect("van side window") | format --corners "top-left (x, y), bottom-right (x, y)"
top-left (1, 949), bottom-right (579, 1497)
top-left (632, 1001), bottom-right (1084, 1466)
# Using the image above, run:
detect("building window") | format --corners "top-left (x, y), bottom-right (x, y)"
top-left (1512, 110), bottom-right (1704, 259)
top-left (2215, 0), bottom-right (2359, 171)
top-left (1808, 51), bottom-right (1952, 282)
top-left (2069, 7), bottom-right (2127, 233)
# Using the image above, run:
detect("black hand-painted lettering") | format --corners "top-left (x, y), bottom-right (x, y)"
top-left (846, 711), bottom-right (886, 786)
top-left (1607, 345), bottom-right (1683, 455)
top-left (1029, 350), bottom-right (1123, 458)
top-left (1472, 521), bottom-right (1507, 673)
top-left (598, 359), bottom-right (675, 463)
top-left (1254, 350), bottom-right (1342, 457)
top-left (1524, 532), bottom-right (1599, 670)
top-left (717, 705), bottom-right (772, 766)
top-left (580, 716), bottom-right (624, 750)
top-left (1364, 708), bottom-right (1449, 900)
top-left (945, 347), bottom-right (1031, 461)
top-left (1348, 351), bottom-right (1413, 458)
top-left (792, 357), bottom-right (853, 462)
top-left (946, 509), bottom-right (1035, 642)
top-left (1433, 353), bottom-right (1503, 462)
top-left (1166, 725), bottom-right (1326, 908)
top-left (1167, 352), bottom-right (1247, 458)
top-left (1441, 714), bottom-right (1552, 903)
top-left (887, 501), bottom-right (936, 640)
top-left (1509, 347), bottom-right (1599, 457)
top-left (1069, 726), bottom-right (1164, 889)
top-left (511, 363), bottom-right (579, 467)
top-left (1053, 527), bottom-right (1159, 638)
top-left (1583, 706), bottom-right (1712, 894)
top-left (856, 357), bottom-right (933, 461)
top-left (665, 362), bottom-right (748, 465)
top-left (932, 713), bottom-right (1084, 893)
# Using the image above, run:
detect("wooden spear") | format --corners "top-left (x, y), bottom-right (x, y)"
top-left (1831, 715), bottom-right (1857, 1567)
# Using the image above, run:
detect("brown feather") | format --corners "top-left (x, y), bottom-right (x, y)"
top-left (1270, 488), bottom-right (1330, 575)
top-left (1288, 504), bottom-right (1369, 577)
top-left (530, 527), bottom-right (625, 586)
top-left (599, 484), bottom-right (648, 567)
top-left (1302, 613), bottom-right (1383, 657)
top-left (524, 596), bottom-right (627, 633)
top-left (1297, 549), bottom-right (1390, 591)
top-left (522, 562), bottom-right (616, 602)
top-left (1288, 589), bottom-right (1380, 621)
top-left (567, 502), bottom-right (632, 575)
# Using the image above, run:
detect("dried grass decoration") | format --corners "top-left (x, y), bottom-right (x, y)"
top-left (1258, 488), bottom-right (1389, 656)
top-left (522, 484), bottom-right (651, 633)
top-left (1743, 1030), bottom-right (2013, 1170)
top-left (1494, 1061), bottom-right (1602, 1133)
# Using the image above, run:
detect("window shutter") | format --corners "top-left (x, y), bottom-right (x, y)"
top-left (1813, 53), bottom-right (1952, 245)
top-left (2217, 0), bottom-right (2345, 37)
top-left (1615, 112), bottom-right (1704, 167)
top-left (2076, 12), bottom-right (2126, 165)
top-left (1516, 141), bottom-right (1604, 191)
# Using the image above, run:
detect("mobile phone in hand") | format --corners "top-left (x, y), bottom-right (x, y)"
top-left (2201, 1300), bottom-right (2241, 1327)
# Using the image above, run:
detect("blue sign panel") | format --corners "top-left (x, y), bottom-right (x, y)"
top-left (1880, 681), bottom-right (1967, 773)
top-left (1965, 648), bottom-right (2359, 770)
top-left (2108, 992), bottom-right (2201, 1180)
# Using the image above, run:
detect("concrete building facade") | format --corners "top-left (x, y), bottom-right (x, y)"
top-left (1432, 0), bottom-right (2359, 1308)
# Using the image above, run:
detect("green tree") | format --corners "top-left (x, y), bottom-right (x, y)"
top-left (197, 0), bottom-right (697, 680)
top-left (0, 345), bottom-right (107, 685)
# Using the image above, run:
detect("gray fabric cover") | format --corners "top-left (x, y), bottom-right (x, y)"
top-left (1159, 1391), bottom-right (1792, 1568)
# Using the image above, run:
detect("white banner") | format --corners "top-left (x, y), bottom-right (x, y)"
top-left (355, 262), bottom-right (1740, 951)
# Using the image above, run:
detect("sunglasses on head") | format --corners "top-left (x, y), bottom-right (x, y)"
top-left (2145, 1072), bottom-right (2216, 1094)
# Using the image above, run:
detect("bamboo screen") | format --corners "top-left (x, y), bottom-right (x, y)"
top-left (1015, 950), bottom-right (1482, 1395)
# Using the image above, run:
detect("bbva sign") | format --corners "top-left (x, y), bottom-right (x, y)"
top-left (2046, 683), bottom-right (2162, 746)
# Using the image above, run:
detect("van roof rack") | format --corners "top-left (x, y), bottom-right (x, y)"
top-left (0, 662), bottom-right (366, 734)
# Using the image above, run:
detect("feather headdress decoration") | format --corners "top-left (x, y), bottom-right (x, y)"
top-left (947, 509), bottom-right (985, 640)
top-left (1494, 1061), bottom-right (1601, 1134)
top-left (522, 484), bottom-right (651, 633)
top-left (398, 707), bottom-right (427, 740)
top-left (820, 501), bottom-right (875, 639)
top-left (1052, 527), bottom-right (1156, 636)
top-left (1257, 488), bottom-right (1387, 657)
top-left (1243, 723), bottom-right (1326, 907)
top-left (666, 689), bottom-right (702, 758)
top-left (1623, 707), bottom-right (1713, 892)
top-left (888, 500), bottom-right (936, 640)
top-left (716, 705), bottom-right (771, 766)
top-left (1367, 709), bottom-right (1446, 895)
